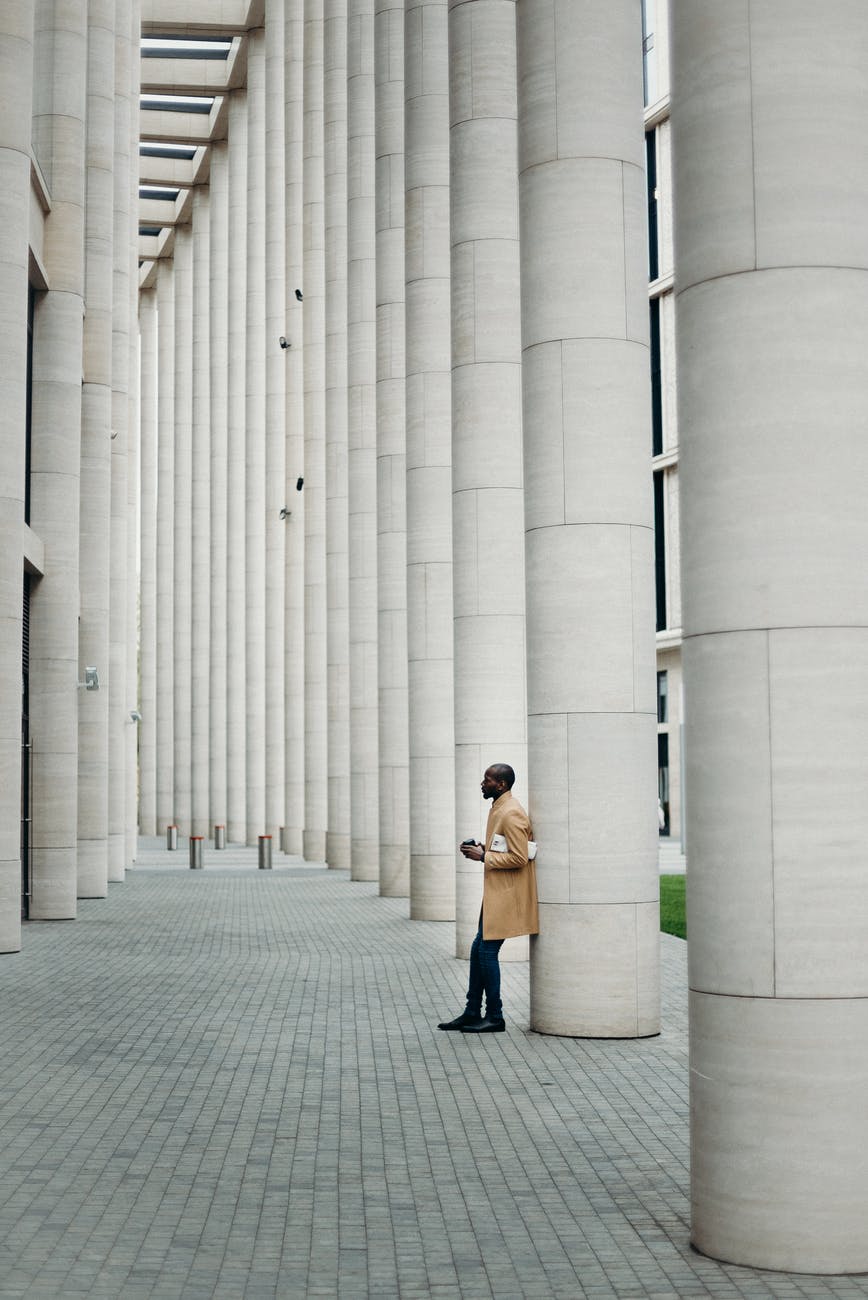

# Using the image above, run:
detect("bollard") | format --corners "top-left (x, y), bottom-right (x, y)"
top-left (214, 824), bottom-right (225, 849)
top-left (189, 836), bottom-right (204, 869)
top-left (279, 826), bottom-right (286, 853)
top-left (258, 835), bottom-right (273, 870)
top-left (167, 824), bottom-right (178, 850)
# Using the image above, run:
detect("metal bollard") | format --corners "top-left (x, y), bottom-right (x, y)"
top-left (189, 836), bottom-right (204, 869)
top-left (166, 824), bottom-right (178, 850)
top-left (279, 826), bottom-right (286, 853)
top-left (214, 824), bottom-right (225, 849)
top-left (258, 835), bottom-right (273, 870)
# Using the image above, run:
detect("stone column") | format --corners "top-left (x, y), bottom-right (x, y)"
top-left (303, 0), bottom-right (329, 862)
top-left (28, 0), bottom-right (88, 918)
top-left (172, 225), bottom-right (194, 838)
top-left (265, 0), bottom-right (287, 840)
top-left (155, 260), bottom-right (175, 837)
top-left (284, 5), bottom-right (306, 855)
top-left (517, 0), bottom-right (659, 1037)
top-left (375, 0), bottom-right (409, 897)
top-left (126, 0), bottom-right (140, 866)
top-left (191, 187), bottom-right (211, 838)
top-left (0, 3), bottom-right (34, 952)
top-left (78, 0), bottom-right (114, 896)
top-left (449, 0), bottom-right (526, 958)
top-left (246, 28), bottom-right (267, 845)
top-left (209, 141), bottom-right (229, 836)
top-left (108, 0), bottom-right (132, 878)
top-left (404, 0), bottom-right (455, 920)
top-left (226, 90), bottom-right (248, 845)
top-left (348, 0), bottom-right (380, 881)
top-left (324, 0), bottom-right (351, 870)
top-left (672, 2), bottom-right (868, 1273)
top-left (138, 287), bottom-right (158, 836)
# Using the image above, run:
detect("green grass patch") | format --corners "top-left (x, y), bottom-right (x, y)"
top-left (660, 874), bottom-right (686, 939)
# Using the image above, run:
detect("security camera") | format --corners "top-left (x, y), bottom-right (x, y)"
top-left (129, 709), bottom-right (142, 723)
top-left (279, 336), bottom-right (290, 349)
top-left (296, 477), bottom-right (304, 491)
top-left (295, 289), bottom-right (303, 301)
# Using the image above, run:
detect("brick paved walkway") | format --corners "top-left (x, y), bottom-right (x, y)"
top-left (0, 838), bottom-right (866, 1299)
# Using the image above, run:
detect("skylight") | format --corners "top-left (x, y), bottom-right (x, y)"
top-left (141, 94), bottom-right (215, 114)
top-left (139, 142), bottom-right (198, 159)
top-left (141, 37), bottom-right (231, 59)
top-left (139, 185), bottom-right (181, 200)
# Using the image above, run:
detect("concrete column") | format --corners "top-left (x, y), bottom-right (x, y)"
top-left (155, 261), bottom-right (175, 836)
top-left (449, 0), bottom-right (526, 959)
top-left (0, 3), bottom-right (34, 952)
top-left (226, 90), bottom-right (248, 845)
top-left (284, 5), bottom-right (306, 855)
top-left (28, 0), bottom-right (88, 918)
top-left (324, 0), bottom-right (351, 870)
top-left (108, 0), bottom-right (132, 879)
top-left (672, 2), bottom-right (868, 1273)
top-left (246, 28), bottom-right (267, 846)
top-left (517, 0), bottom-right (659, 1037)
top-left (78, 0), bottom-right (114, 896)
top-left (375, 0), bottom-right (409, 897)
top-left (138, 287), bottom-right (158, 836)
top-left (405, 0), bottom-right (455, 919)
top-left (172, 225), bottom-right (194, 838)
top-left (191, 187), bottom-right (211, 838)
top-left (208, 142), bottom-right (229, 837)
top-left (265, 0), bottom-right (287, 839)
top-left (125, 0), bottom-right (140, 866)
top-left (303, 0), bottom-right (328, 861)
top-left (348, 0), bottom-right (380, 881)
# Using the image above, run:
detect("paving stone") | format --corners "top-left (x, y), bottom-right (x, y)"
top-left (0, 838), bottom-right (865, 1297)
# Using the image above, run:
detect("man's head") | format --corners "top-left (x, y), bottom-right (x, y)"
top-left (480, 764), bottom-right (515, 801)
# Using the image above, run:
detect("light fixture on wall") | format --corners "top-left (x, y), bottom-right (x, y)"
top-left (129, 709), bottom-right (142, 723)
top-left (279, 507), bottom-right (290, 520)
top-left (78, 666), bottom-right (100, 690)
top-left (295, 289), bottom-right (303, 301)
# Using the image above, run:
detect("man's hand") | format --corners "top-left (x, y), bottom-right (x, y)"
top-left (459, 839), bottom-right (485, 862)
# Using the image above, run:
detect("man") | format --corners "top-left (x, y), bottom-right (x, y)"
top-left (438, 764), bottom-right (539, 1034)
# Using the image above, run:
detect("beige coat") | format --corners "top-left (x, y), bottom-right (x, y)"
top-left (481, 791), bottom-right (539, 940)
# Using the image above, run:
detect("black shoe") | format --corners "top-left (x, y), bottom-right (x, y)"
top-left (437, 1012), bottom-right (482, 1030)
top-left (460, 1017), bottom-right (505, 1034)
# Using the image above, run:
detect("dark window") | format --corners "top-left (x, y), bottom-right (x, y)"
top-left (26, 286), bottom-right (34, 525)
top-left (654, 469), bottom-right (667, 631)
top-left (650, 297), bottom-right (662, 456)
top-left (646, 130), bottom-right (658, 282)
top-left (641, 0), bottom-right (657, 106)
top-left (657, 670), bottom-right (668, 724)
top-left (657, 732), bottom-right (669, 835)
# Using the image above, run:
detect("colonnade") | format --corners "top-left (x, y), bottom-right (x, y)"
top-left (3, 0), bottom-right (867, 1276)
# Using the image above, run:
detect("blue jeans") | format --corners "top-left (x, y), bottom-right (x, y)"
top-left (465, 926), bottom-right (505, 1021)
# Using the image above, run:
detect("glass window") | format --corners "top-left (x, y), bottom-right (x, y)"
top-left (650, 298), bottom-right (662, 456)
top-left (657, 671), bottom-right (668, 724)
top-left (641, 0), bottom-right (658, 106)
top-left (654, 470), bottom-right (667, 631)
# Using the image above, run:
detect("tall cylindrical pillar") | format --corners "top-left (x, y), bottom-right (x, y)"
top-left (245, 29), bottom-right (267, 845)
top-left (303, 0), bottom-right (329, 862)
top-left (191, 187), bottom-right (211, 838)
top-left (108, 0), bottom-right (132, 880)
top-left (172, 225), bottom-right (194, 838)
top-left (348, 0), bottom-right (380, 881)
top-left (405, 0), bottom-right (455, 920)
top-left (0, 2), bottom-right (34, 951)
top-left (518, 0), bottom-right (659, 1036)
top-left (375, 0), bottom-right (410, 898)
top-left (29, 0), bottom-right (88, 918)
top-left (449, 0), bottom-right (526, 959)
top-left (208, 141), bottom-right (229, 837)
top-left (155, 263), bottom-right (175, 836)
top-left (672, 2), bottom-right (868, 1273)
top-left (283, 5), bottom-right (306, 855)
top-left (265, 0), bottom-right (287, 840)
top-left (138, 286), bottom-right (158, 836)
top-left (324, 0), bottom-right (351, 870)
top-left (78, 0), bottom-right (114, 897)
top-left (226, 90), bottom-right (248, 845)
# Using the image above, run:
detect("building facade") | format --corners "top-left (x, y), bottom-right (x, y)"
top-left (1, 0), bottom-right (866, 1276)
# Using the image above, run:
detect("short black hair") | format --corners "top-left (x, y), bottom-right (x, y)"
top-left (488, 763), bottom-right (515, 789)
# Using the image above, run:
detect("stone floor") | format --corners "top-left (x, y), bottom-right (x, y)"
top-left (0, 838), bottom-right (865, 1299)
